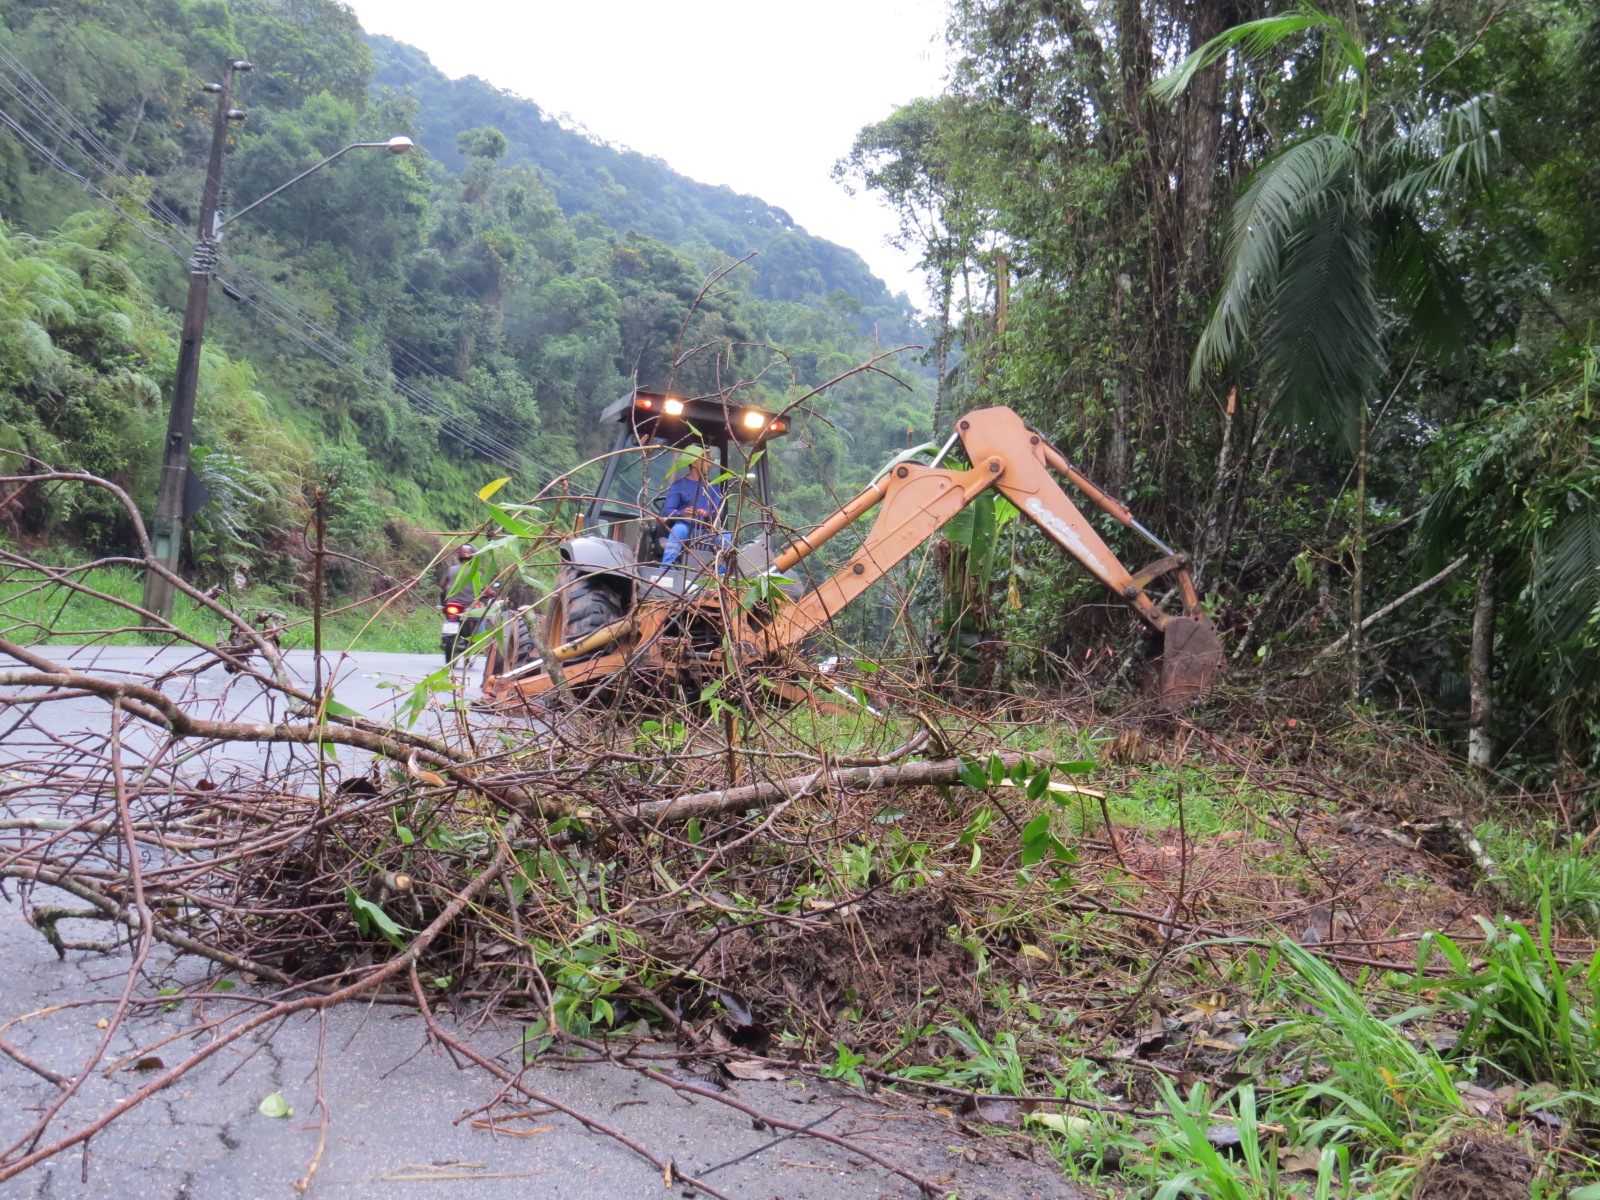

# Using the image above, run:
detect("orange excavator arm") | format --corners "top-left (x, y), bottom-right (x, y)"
top-left (761, 406), bottom-right (1222, 706)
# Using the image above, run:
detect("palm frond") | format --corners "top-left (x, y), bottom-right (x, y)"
top-left (1263, 195), bottom-right (1381, 447)
top-left (1537, 497), bottom-right (1600, 644)
top-left (1374, 206), bottom-right (1472, 363)
top-left (1192, 134), bottom-right (1357, 383)
top-left (1375, 96), bottom-right (1498, 210)
top-left (1145, 2), bottom-right (1356, 104)
top-left (1418, 472), bottom-right (1472, 574)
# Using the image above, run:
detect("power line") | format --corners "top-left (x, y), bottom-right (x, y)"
top-left (0, 57), bottom-right (559, 479)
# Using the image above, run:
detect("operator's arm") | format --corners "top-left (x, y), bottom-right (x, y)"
top-left (662, 478), bottom-right (695, 519)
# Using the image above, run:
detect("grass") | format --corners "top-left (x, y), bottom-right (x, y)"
top-left (0, 561), bottom-right (440, 654)
top-left (701, 693), bottom-right (1595, 1195)
top-left (1477, 820), bottom-right (1600, 934)
top-left (1425, 899), bottom-right (1600, 1093)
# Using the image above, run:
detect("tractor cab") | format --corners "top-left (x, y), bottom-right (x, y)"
top-left (568, 390), bottom-right (790, 592)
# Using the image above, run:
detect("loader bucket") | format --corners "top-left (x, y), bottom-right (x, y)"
top-left (1154, 616), bottom-right (1224, 710)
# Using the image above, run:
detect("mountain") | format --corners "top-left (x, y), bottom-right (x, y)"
top-left (367, 35), bottom-right (917, 327)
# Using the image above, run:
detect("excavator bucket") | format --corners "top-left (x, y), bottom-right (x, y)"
top-left (1154, 616), bottom-right (1224, 710)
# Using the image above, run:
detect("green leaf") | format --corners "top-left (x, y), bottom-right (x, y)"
top-left (1055, 759), bottom-right (1098, 774)
top-left (1538, 498), bottom-right (1600, 642)
top-left (345, 886), bottom-right (410, 950)
top-left (483, 503), bottom-right (537, 538)
top-left (957, 760), bottom-right (989, 790)
top-left (1152, 8), bottom-right (1350, 105)
top-left (1026, 768), bottom-right (1052, 801)
top-left (211, 979), bottom-right (236, 992)
top-left (395, 824), bottom-right (414, 845)
top-left (322, 696), bottom-right (360, 719)
top-left (1020, 812), bottom-right (1053, 866)
top-left (1265, 193), bottom-right (1381, 446)
top-left (970, 491), bottom-right (999, 584)
top-left (987, 753), bottom-right (1006, 787)
top-left (957, 806), bottom-right (995, 846)
top-left (258, 1093), bottom-right (293, 1119)
top-left (945, 500), bottom-right (975, 548)
top-left (1293, 550), bottom-right (1314, 589)
top-left (477, 476), bottom-right (512, 501)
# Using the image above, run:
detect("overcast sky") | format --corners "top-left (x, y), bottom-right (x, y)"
top-left (347, 0), bottom-right (951, 307)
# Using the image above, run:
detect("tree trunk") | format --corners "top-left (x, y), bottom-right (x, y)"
top-left (1468, 560), bottom-right (1495, 768)
top-left (932, 258), bottom-right (954, 434)
top-left (1348, 405), bottom-right (1367, 705)
top-left (1177, 0), bottom-right (1232, 293)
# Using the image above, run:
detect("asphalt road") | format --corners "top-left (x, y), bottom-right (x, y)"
top-left (0, 648), bottom-right (1083, 1200)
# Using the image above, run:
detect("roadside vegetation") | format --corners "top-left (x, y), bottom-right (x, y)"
top-left (5, 483), bottom-right (1597, 1196)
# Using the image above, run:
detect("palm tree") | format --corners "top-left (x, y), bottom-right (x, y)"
top-left (1157, 2), bottom-right (1494, 442)
top-left (1156, 2), bottom-right (1496, 698)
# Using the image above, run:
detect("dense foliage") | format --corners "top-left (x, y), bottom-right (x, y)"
top-left (5, 0), bottom-right (1599, 780)
top-left (843, 0), bottom-right (1600, 778)
top-left (0, 0), bottom-right (932, 589)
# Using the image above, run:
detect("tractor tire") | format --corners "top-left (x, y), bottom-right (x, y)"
top-left (503, 608), bottom-right (539, 670)
top-left (561, 577), bottom-right (627, 661)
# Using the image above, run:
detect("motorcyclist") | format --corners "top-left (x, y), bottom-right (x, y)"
top-left (441, 544), bottom-right (479, 609)
top-left (659, 447), bottom-right (732, 567)
top-left (440, 544), bottom-right (483, 661)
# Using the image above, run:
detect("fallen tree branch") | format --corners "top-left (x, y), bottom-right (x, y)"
top-left (0, 814), bottom-right (522, 1182)
top-left (0, 658), bottom-right (561, 819)
top-left (620, 751), bottom-right (1044, 825)
top-left (1296, 555), bottom-right (1469, 675)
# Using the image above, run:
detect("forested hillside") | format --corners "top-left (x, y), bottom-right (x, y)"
top-left (0, 0), bottom-right (931, 592)
top-left (367, 35), bottom-right (919, 319)
top-left (843, 0), bottom-right (1600, 780)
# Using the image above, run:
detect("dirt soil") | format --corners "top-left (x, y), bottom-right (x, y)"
top-left (1412, 1132), bottom-right (1537, 1200)
top-left (690, 889), bottom-right (972, 1019)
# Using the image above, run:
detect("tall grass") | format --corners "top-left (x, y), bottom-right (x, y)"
top-left (1248, 940), bottom-right (1463, 1149)
top-left (1425, 898), bottom-right (1600, 1092)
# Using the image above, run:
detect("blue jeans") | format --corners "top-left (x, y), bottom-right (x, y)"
top-left (661, 521), bottom-right (732, 566)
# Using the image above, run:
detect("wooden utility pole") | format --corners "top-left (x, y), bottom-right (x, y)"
top-left (143, 60), bottom-right (250, 620)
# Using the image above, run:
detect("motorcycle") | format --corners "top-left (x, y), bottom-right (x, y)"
top-left (441, 591), bottom-right (498, 663)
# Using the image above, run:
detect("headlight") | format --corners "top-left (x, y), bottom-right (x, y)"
top-left (741, 410), bottom-right (767, 430)
top-left (663, 398), bottom-right (685, 416)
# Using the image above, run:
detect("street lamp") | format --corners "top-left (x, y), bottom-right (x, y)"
top-left (218, 136), bottom-right (414, 228)
top-left (141, 62), bottom-right (417, 620)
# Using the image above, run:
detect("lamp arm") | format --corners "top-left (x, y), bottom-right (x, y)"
top-left (219, 142), bottom-right (388, 228)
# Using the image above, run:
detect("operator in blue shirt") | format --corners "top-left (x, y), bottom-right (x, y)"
top-left (659, 446), bottom-right (733, 566)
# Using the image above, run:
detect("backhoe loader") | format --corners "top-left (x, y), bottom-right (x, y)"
top-left (480, 390), bottom-right (1222, 710)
